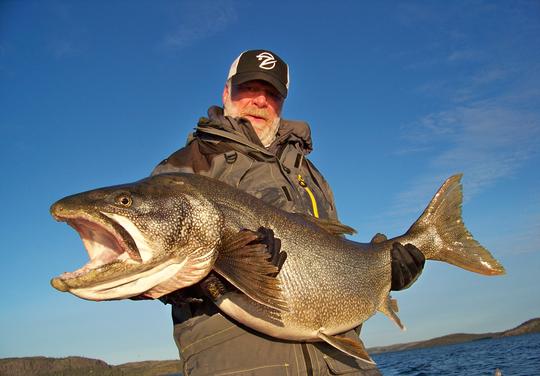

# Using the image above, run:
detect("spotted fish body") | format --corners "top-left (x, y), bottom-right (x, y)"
top-left (50, 173), bottom-right (505, 363)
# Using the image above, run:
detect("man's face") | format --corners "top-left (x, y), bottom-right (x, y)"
top-left (223, 80), bottom-right (285, 144)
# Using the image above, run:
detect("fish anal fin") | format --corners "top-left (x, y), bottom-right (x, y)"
top-left (317, 331), bottom-right (375, 365)
top-left (379, 295), bottom-right (405, 330)
top-left (297, 214), bottom-right (357, 236)
top-left (214, 229), bottom-right (288, 312)
top-left (390, 297), bottom-right (399, 312)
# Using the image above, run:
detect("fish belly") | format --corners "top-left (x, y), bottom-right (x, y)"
top-left (216, 245), bottom-right (391, 341)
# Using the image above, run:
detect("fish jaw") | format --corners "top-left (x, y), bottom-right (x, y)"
top-left (81, 253), bottom-right (222, 300)
top-left (49, 208), bottom-right (165, 298)
top-left (53, 257), bottom-right (189, 300)
top-left (50, 205), bottom-right (189, 300)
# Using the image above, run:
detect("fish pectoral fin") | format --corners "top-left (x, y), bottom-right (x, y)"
top-left (296, 214), bottom-right (356, 236)
top-left (379, 295), bottom-right (406, 330)
top-left (317, 331), bottom-right (375, 365)
top-left (213, 229), bottom-right (288, 312)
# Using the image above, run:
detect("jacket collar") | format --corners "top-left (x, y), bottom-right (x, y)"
top-left (271, 118), bottom-right (313, 155)
top-left (198, 106), bottom-right (313, 155)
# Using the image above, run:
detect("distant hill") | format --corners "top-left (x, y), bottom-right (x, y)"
top-left (499, 317), bottom-right (540, 337)
top-left (368, 317), bottom-right (540, 354)
top-left (0, 356), bottom-right (181, 376)
top-left (2, 318), bottom-right (538, 375)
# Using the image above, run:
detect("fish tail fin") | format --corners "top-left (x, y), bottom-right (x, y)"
top-left (404, 174), bottom-right (505, 276)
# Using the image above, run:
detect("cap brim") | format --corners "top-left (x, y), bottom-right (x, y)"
top-left (231, 71), bottom-right (287, 98)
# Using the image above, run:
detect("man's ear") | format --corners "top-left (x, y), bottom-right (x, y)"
top-left (222, 84), bottom-right (229, 105)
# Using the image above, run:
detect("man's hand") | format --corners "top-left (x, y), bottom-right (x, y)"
top-left (257, 227), bottom-right (286, 276)
top-left (371, 233), bottom-right (425, 290)
top-left (158, 289), bottom-right (204, 306)
top-left (199, 273), bottom-right (228, 301)
top-left (390, 242), bottom-right (425, 291)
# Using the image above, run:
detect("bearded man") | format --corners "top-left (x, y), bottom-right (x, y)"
top-left (152, 49), bottom-right (424, 376)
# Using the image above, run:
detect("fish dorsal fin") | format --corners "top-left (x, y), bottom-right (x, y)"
top-left (213, 229), bottom-right (288, 312)
top-left (378, 295), bottom-right (405, 330)
top-left (317, 331), bottom-right (375, 365)
top-left (297, 214), bottom-right (357, 236)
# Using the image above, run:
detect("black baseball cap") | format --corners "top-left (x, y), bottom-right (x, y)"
top-left (227, 50), bottom-right (289, 98)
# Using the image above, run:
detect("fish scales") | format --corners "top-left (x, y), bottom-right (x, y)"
top-left (50, 173), bottom-right (505, 363)
top-left (208, 185), bottom-right (391, 334)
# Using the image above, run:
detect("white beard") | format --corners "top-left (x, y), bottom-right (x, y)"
top-left (223, 98), bottom-right (280, 147)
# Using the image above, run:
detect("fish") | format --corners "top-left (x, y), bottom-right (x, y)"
top-left (50, 173), bottom-right (505, 364)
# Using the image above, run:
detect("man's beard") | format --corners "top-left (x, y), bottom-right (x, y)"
top-left (223, 98), bottom-right (280, 147)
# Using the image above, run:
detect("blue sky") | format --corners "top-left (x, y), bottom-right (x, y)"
top-left (1, 0), bottom-right (539, 365)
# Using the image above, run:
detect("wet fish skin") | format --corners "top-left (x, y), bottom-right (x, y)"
top-left (50, 173), bottom-right (505, 363)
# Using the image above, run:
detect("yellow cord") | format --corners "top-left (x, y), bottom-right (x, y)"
top-left (297, 175), bottom-right (319, 218)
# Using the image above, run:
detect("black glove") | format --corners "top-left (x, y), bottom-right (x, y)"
top-left (158, 288), bottom-right (204, 305)
top-left (197, 272), bottom-right (228, 301)
top-left (390, 242), bottom-right (425, 291)
top-left (257, 227), bottom-right (286, 276)
top-left (129, 286), bottom-right (204, 305)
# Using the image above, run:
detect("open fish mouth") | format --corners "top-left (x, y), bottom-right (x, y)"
top-left (50, 212), bottom-right (183, 299)
top-left (56, 216), bottom-right (141, 281)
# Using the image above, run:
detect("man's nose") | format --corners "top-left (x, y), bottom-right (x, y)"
top-left (251, 92), bottom-right (268, 107)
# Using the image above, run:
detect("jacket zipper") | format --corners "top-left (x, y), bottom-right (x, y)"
top-left (297, 174), bottom-right (319, 218)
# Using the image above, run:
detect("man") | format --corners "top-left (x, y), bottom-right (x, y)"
top-left (152, 50), bottom-right (424, 376)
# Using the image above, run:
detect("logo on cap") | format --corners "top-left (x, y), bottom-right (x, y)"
top-left (256, 52), bottom-right (276, 70)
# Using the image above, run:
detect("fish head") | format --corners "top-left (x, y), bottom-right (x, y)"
top-left (50, 174), bottom-right (224, 300)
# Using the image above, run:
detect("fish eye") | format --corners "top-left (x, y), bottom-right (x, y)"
top-left (115, 194), bottom-right (132, 207)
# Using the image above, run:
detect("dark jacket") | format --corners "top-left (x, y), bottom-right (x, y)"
top-left (152, 106), bottom-right (338, 221)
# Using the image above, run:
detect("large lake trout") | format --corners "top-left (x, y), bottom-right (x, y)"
top-left (50, 173), bottom-right (505, 363)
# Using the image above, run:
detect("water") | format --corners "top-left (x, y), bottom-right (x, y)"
top-left (167, 334), bottom-right (539, 375)
top-left (372, 333), bottom-right (540, 376)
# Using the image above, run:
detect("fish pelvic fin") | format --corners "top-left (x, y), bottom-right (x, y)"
top-left (378, 295), bottom-right (405, 330)
top-left (317, 331), bottom-right (375, 365)
top-left (213, 229), bottom-right (289, 312)
top-left (405, 174), bottom-right (505, 276)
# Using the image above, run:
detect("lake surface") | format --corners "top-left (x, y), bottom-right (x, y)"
top-left (372, 333), bottom-right (540, 375)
